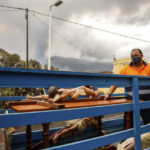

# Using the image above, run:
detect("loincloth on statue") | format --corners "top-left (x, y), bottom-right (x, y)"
top-left (65, 117), bottom-right (97, 134)
top-left (74, 87), bottom-right (86, 96)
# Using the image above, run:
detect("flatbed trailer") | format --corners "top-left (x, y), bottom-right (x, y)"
top-left (0, 67), bottom-right (150, 150)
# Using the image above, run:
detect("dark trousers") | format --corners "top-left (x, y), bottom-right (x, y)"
top-left (129, 108), bottom-right (150, 128)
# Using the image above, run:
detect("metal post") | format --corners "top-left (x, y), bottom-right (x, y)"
top-left (48, 1), bottom-right (63, 70)
top-left (132, 77), bottom-right (141, 150)
top-left (25, 8), bottom-right (29, 69)
top-left (48, 7), bottom-right (52, 70)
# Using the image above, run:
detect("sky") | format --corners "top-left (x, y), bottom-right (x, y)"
top-left (0, 0), bottom-right (150, 71)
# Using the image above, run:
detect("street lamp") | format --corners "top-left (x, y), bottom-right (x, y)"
top-left (48, 0), bottom-right (63, 70)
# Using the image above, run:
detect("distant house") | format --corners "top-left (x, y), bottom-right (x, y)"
top-left (113, 58), bottom-right (131, 74)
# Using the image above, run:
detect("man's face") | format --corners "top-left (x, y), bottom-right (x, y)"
top-left (131, 50), bottom-right (143, 58)
top-left (131, 50), bottom-right (143, 65)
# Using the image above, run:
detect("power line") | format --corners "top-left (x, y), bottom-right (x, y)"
top-left (29, 9), bottom-right (150, 44)
top-left (29, 9), bottom-right (48, 17)
top-left (51, 16), bottom-right (150, 44)
top-left (0, 4), bottom-right (49, 16)
top-left (0, 4), bottom-right (25, 10)
top-left (0, 9), bottom-right (21, 11)
top-left (52, 28), bottom-right (84, 51)
top-left (29, 12), bottom-right (48, 28)
top-left (30, 12), bottom-right (83, 50)
top-left (0, 4), bottom-right (150, 43)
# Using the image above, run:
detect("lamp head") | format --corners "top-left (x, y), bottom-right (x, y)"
top-left (55, 0), bottom-right (63, 7)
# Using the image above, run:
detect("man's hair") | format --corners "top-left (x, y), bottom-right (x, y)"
top-left (131, 48), bottom-right (143, 56)
top-left (48, 86), bottom-right (58, 98)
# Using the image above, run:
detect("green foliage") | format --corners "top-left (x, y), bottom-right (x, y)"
top-left (51, 66), bottom-right (59, 71)
top-left (0, 88), bottom-right (44, 97)
top-left (0, 48), bottom-right (43, 69)
top-left (0, 88), bottom-right (45, 109)
top-left (0, 48), bottom-right (60, 71)
top-left (6, 54), bottom-right (21, 67)
top-left (15, 61), bottom-right (26, 68)
top-left (0, 48), bottom-right (10, 67)
top-left (44, 64), bottom-right (59, 71)
top-left (0, 48), bottom-right (60, 109)
top-left (44, 64), bottom-right (48, 70)
top-left (0, 88), bottom-right (44, 109)
top-left (29, 59), bottom-right (41, 69)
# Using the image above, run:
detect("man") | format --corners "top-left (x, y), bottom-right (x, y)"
top-left (103, 48), bottom-right (150, 127)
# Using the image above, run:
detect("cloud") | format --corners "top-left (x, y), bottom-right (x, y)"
top-left (54, 0), bottom-right (150, 26)
top-left (0, 0), bottom-right (150, 71)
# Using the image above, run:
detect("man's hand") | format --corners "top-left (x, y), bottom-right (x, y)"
top-left (101, 85), bottom-right (117, 100)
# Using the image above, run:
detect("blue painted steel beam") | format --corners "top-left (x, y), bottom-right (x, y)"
top-left (0, 67), bottom-right (132, 88)
top-left (0, 103), bottom-right (132, 128)
top-left (140, 101), bottom-right (150, 110)
top-left (1, 67), bottom-right (150, 149)
top-left (141, 124), bottom-right (150, 134)
top-left (138, 77), bottom-right (150, 85)
top-left (0, 96), bottom-right (25, 101)
top-left (45, 129), bottom-right (134, 150)
top-left (0, 95), bottom-right (126, 102)
top-left (0, 109), bottom-right (15, 114)
top-left (132, 78), bottom-right (141, 150)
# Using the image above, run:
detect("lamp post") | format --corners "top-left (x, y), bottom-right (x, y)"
top-left (48, 0), bottom-right (63, 70)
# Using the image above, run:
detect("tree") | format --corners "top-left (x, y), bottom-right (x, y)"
top-left (0, 48), bottom-right (10, 67)
top-left (44, 64), bottom-right (48, 70)
top-left (44, 64), bottom-right (59, 71)
top-left (14, 61), bottom-right (26, 68)
top-left (6, 54), bottom-right (21, 67)
top-left (51, 66), bottom-right (59, 71)
top-left (29, 59), bottom-right (41, 69)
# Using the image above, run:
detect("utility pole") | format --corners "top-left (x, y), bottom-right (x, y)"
top-left (0, 5), bottom-right (30, 69)
top-left (25, 8), bottom-right (29, 68)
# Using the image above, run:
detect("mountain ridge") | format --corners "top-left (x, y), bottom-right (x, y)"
top-left (51, 56), bottom-right (113, 72)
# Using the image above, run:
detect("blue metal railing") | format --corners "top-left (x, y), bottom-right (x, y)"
top-left (0, 67), bottom-right (150, 149)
